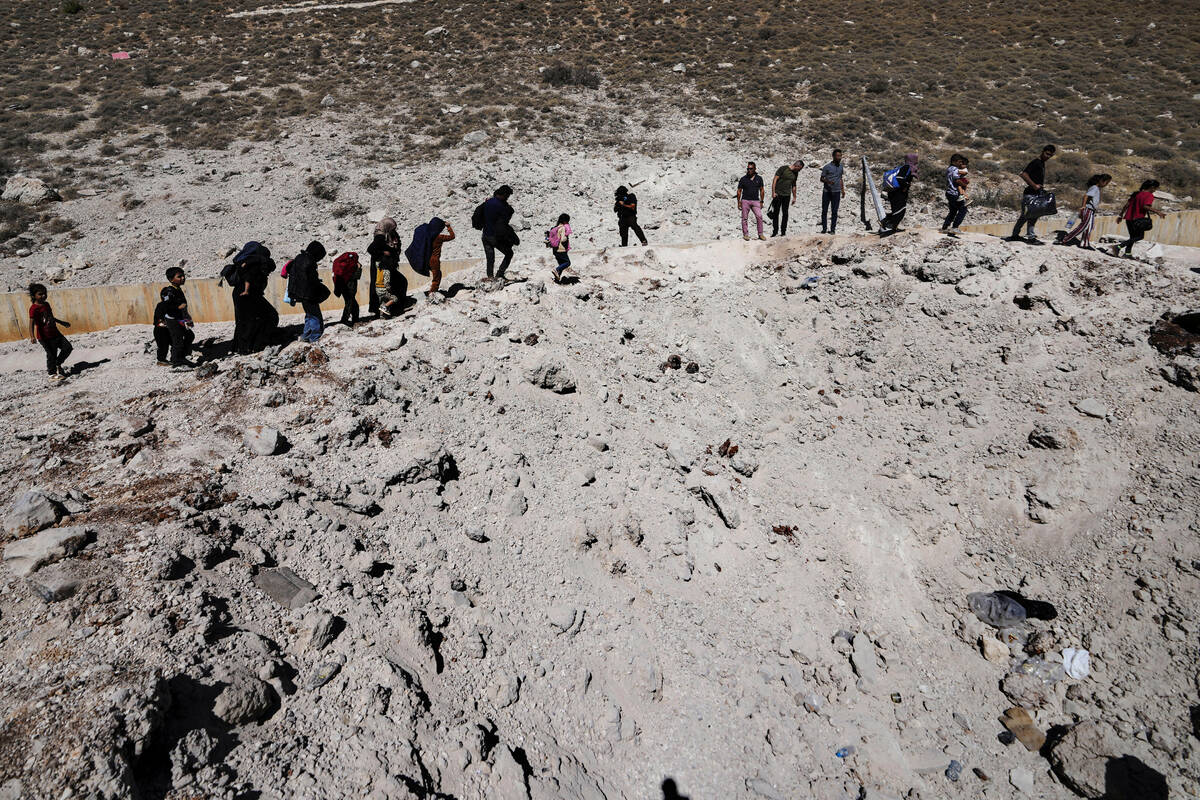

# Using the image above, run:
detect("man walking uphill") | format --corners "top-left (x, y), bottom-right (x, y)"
top-left (477, 185), bottom-right (516, 279)
top-left (820, 150), bottom-right (845, 234)
top-left (1009, 145), bottom-right (1056, 242)
top-left (768, 161), bottom-right (804, 237)
top-left (737, 162), bottom-right (766, 241)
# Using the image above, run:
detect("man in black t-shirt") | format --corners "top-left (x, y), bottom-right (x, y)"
top-left (614, 185), bottom-right (648, 246)
top-left (1009, 145), bottom-right (1056, 241)
top-left (736, 162), bottom-right (766, 241)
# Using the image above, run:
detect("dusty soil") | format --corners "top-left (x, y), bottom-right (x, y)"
top-left (1, 227), bottom-right (1198, 799)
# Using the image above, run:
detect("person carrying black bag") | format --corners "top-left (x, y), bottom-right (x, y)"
top-left (1112, 179), bottom-right (1166, 258)
top-left (477, 185), bottom-right (517, 279)
top-left (614, 185), bottom-right (648, 246)
top-left (1008, 145), bottom-right (1056, 243)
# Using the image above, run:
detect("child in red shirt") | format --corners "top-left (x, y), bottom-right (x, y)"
top-left (28, 283), bottom-right (73, 382)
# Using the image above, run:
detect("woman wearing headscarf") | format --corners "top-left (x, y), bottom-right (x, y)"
top-left (367, 217), bottom-right (404, 316)
top-left (286, 240), bottom-right (329, 343)
top-left (881, 153), bottom-right (918, 231)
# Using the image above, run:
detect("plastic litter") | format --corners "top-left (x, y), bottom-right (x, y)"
top-left (111, 51), bottom-right (131, 60)
top-left (801, 276), bottom-right (819, 289)
top-left (835, 746), bottom-right (856, 759)
top-left (1012, 656), bottom-right (1065, 686)
top-left (968, 592), bottom-right (1027, 628)
top-left (1062, 648), bottom-right (1090, 680)
top-left (945, 760), bottom-right (963, 782)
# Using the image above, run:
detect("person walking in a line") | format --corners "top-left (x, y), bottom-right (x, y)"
top-left (880, 154), bottom-right (918, 231)
top-left (1112, 179), bottom-right (1166, 258)
top-left (224, 241), bottom-right (277, 354)
top-left (614, 186), bottom-right (648, 246)
top-left (368, 218), bottom-right (405, 317)
top-left (1009, 145), bottom-right (1056, 242)
top-left (820, 150), bottom-right (845, 234)
top-left (331, 251), bottom-right (362, 325)
top-left (367, 217), bottom-right (401, 317)
top-left (548, 213), bottom-right (572, 284)
top-left (768, 161), bottom-right (803, 237)
top-left (480, 185), bottom-right (516, 279)
top-left (28, 283), bottom-right (72, 382)
top-left (1057, 174), bottom-right (1111, 249)
top-left (737, 162), bottom-right (766, 241)
top-left (287, 241), bottom-right (330, 343)
top-left (157, 267), bottom-right (196, 369)
top-left (941, 154), bottom-right (970, 234)
top-left (427, 220), bottom-right (455, 296)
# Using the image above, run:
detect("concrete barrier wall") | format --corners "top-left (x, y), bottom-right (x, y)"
top-left (0, 256), bottom-right (479, 343)
top-left (959, 209), bottom-right (1200, 246)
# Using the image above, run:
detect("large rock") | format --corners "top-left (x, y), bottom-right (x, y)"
top-left (2, 176), bottom-right (60, 205)
top-left (1047, 721), bottom-right (1165, 799)
top-left (243, 425), bottom-right (285, 456)
top-left (3, 526), bottom-right (90, 577)
top-left (525, 360), bottom-right (577, 393)
top-left (212, 671), bottom-right (278, 726)
top-left (253, 567), bottom-right (318, 609)
top-left (4, 490), bottom-right (65, 537)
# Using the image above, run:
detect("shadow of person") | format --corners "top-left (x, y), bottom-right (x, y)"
top-left (661, 778), bottom-right (690, 800)
top-left (67, 358), bottom-right (111, 376)
top-left (443, 282), bottom-right (470, 299)
top-left (1103, 754), bottom-right (1168, 800)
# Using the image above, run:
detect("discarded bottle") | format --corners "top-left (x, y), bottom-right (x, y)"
top-left (1012, 656), bottom-right (1066, 686)
top-left (968, 592), bottom-right (1027, 628)
top-left (945, 760), bottom-right (962, 782)
top-left (835, 746), bottom-right (856, 759)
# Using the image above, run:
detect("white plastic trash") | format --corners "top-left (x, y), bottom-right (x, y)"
top-left (1062, 648), bottom-right (1090, 680)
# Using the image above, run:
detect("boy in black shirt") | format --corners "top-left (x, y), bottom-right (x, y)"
top-left (1009, 145), bottom-right (1056, 242)
top-left (155, 267), bottom-right (195, 368)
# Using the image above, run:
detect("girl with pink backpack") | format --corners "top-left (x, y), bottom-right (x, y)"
top-left (546, 213), bottom-right (572, 284)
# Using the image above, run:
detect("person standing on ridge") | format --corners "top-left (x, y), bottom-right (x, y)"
top-left (1057, 173), bottom-right (1111, 249)
top-left (157, 267), bottom-right (196, 369)
top-left (736, 162), bottom-right (766, 241)
top-left (477, 185), bottom-right (516, 279)
top-left (941, 154), bottom-right (970, 234)
top-left (767, 160), bottom-right (803, 237)
top-left (28, 282), bottom-right (73, 382)
top-left (819, 150), bottom-right (845, 234)
top-left (1112, 179), bottom-right (1166, 258)
top-left (880, 153), bottom-right (918, 232)
top-left (614, 186), bottom-right (648, 246)
top-left (286, 241), bottom-right (330, 343)
top-left (427, 220), bottom-right (455, 297)
top-left (1008, 145), bottom-right (1056, 242)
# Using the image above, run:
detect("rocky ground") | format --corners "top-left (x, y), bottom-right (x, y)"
top-left (0, 228), bottom-right (1199, 800)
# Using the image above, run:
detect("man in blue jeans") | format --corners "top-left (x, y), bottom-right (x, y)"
top-left (819, 149), bottom-right (845, 234)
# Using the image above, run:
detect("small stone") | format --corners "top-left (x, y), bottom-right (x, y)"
top-left (464, 526), bottom-right (488, 543)
top-left (253, 567), bottom-right (318, 609)
top-left (525, 360), bottom-right (577, 393)
top-left (587, 436), bottom-right (609, 452)
top-left (980, 635), bottom-right (1011, 664)
top-left (304, 609), bottom-right (340, 651)
top-left (462, 130), bottom-right (489, 145)
top-left (28, 568), bottom-right (80, 602)
top-left (307, 655), bottom-right (346, 689)
top-left (243, 425), bottom-right (285, 456)
top-left (504, 490), bottom-right (527, 518)
top-left (1009, 767), bottom-right (1034, 794)
top-left (1073, 398), bottom-right (1107, 418)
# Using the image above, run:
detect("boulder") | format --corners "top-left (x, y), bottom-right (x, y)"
top-left (3, 526), bottom-right (90, 577)
top-left (212, 671), bottom-right (278, 726)
top-left (243, 425), bottom-right (284, 456)
top-left (1047, 721), bottom-right (1131, 799)
top-left (4, 490), bottom-right (65, 537)
top-left (2, 176), bottom-right (60, 205)
top-left (525, 360), bottom-right (577, 393)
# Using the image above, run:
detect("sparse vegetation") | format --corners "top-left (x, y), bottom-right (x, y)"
top-left (541, 64), bottom-right (602, 90)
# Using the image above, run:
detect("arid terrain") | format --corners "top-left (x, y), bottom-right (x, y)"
top-left (1, 2), bottom-right (1200, 800)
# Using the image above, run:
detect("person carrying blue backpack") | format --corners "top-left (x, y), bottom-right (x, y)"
top-left (880, 153), bottom-right (918, 232)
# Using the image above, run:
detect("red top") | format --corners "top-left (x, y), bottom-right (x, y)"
top-left (29, 302), bottom-right (59, 341)
top-left (1123, 190), bottom-right (1155, 220)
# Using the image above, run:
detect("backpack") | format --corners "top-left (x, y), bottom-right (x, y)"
top-left (883, 165), bottom-right (905, 190)
top-left (471, 202), bottom-right (487, 231)
top-left (331, 251), bottom-right (360, 281)
top-left (233, 241), bottom-right (270, 266)
top-left (546, 224), bottom-right (565, 249)
top-left (280, 259), bottom-right (292, 278)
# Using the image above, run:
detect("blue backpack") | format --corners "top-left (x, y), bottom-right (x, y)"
top-left (883, 165), bottom-right (905, 190)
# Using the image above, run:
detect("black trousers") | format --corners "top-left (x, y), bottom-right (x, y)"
top-left (882, 189), bottom-right (908, 229)
top-left (40, 335), bottom-right (72, 374)
top-left (943, 196), bottom-right (968, 229)
top-left (769, 196), bottom-right (791, 236)
top-left (233, 294), bottom-right (278, 353)
top-left (821, 189), bottom-right (841, 233)
top-left (1120, 219), bottom-right (1148, 254)
top-left (164, 318), bottom-right (194, 365)
top-left (619, 217), bottom-right (647, 246)
top-left (482, 235), bottom-right (513, 278)
top-left (154, 326), bottom-right (171, 362)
